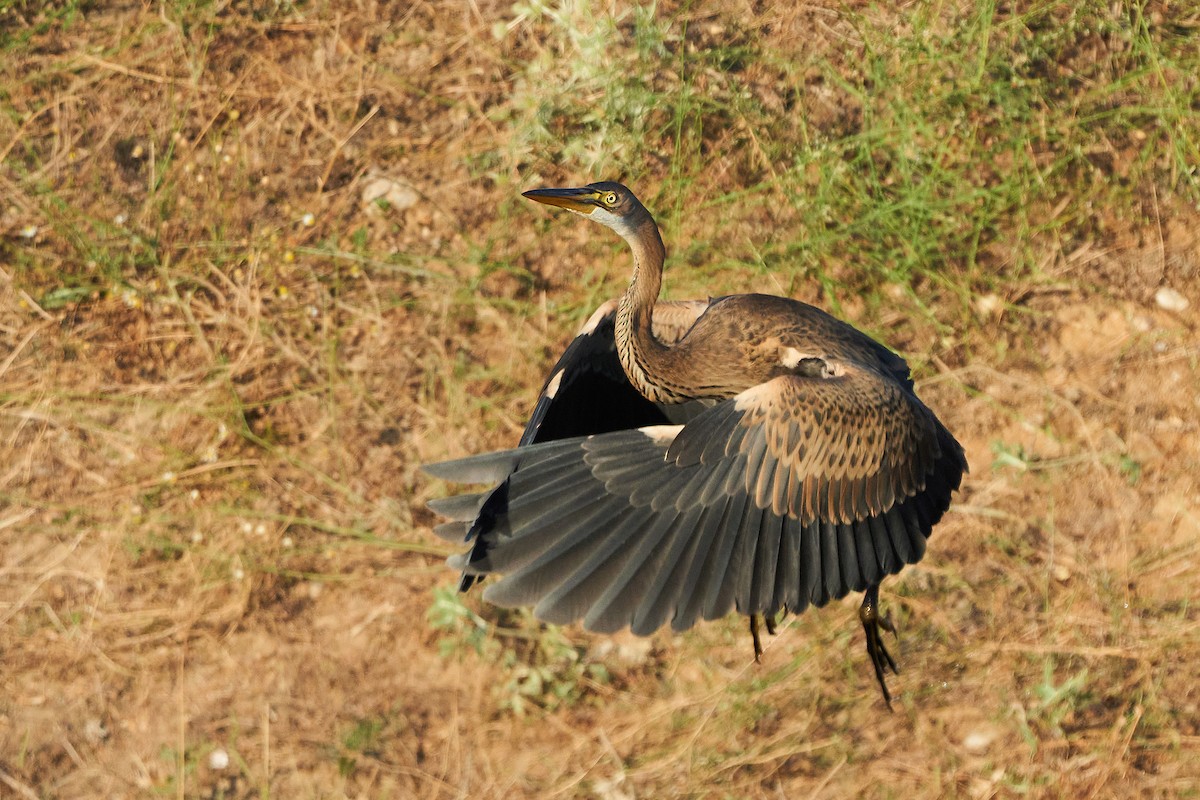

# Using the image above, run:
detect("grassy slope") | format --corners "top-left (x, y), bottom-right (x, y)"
top-left (1, 0), bottom-right (1198, 797)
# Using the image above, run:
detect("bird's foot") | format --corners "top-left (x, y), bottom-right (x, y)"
top-left (749, 613), bottom-right (782, 663)
top-left (860, 584), bottom-right (899, 710)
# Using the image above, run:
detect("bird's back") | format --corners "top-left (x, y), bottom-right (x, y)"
top-left (664, 293), bottom-right (916, 400)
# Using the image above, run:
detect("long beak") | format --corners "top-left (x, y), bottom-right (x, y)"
top-left (522, 187), bottom-right (599, 214)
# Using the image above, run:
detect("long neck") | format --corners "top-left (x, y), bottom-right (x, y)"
top-left (614, 216), bottom-right (692, 403)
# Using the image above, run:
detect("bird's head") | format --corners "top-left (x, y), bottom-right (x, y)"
top-left (522, 181), bottom-right (650, 239)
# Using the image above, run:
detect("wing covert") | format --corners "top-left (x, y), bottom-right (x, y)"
top-left (661, 367), bottom-right (949, 525)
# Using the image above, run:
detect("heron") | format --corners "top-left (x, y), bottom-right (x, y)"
top-left (423, 181), bottom-right (968, 707)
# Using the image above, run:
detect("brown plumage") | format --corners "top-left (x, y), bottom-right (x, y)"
top-left (423, 181), bottom-right (968, 707)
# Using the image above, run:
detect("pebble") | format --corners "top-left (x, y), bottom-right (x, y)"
top-left (963, 729), bottom-right (997, 754)
top-left (974, 293), bottom-right (1002, 317)
top-left (1155, 287), bottom-right (1189, 312)
top-left (362, 174), bottom-right (420, 214)
top-left (84, 718), bottom-right (108, 742)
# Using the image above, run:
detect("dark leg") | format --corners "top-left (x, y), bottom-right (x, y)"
top-left (750, 612), bottom-right (783, 662)
top-left (860, 584), bottom-right (899, 709)
top-left (750, 614), bottom-right (764, 662)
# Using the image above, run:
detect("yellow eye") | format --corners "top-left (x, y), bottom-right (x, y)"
top-left (604, 192), bottom-right (618, 206)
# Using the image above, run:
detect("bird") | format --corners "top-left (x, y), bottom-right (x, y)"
top-left (423, 181), bottom-right (968, 707)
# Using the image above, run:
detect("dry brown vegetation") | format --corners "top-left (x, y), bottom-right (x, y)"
top-left (2, 1), bottom-right (1199, 797)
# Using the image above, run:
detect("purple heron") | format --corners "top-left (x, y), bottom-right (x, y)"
top-left (424, 182), bottom-right (967, 707)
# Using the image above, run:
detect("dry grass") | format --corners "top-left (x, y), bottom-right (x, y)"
top-left (2, 1), bottom-right (1199, 797)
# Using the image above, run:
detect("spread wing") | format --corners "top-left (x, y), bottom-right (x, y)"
top-left (424, 364), bottom-right (967, 637)
top-left (664, 365), bottom-right (942, 525)
top-left (439, 298), bottom-right (711, 590)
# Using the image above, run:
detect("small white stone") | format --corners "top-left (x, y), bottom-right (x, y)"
top-left (974, 293), bottom-right (1003, 317)
top-left (1155, 287), bottom-right (1189, 312)
top-left (361, 175), bottom-right (420, 214)
top-left (208, 748), bottom-right (229, 770)
top-left (963, 729), bottom-right (996, 754)
top-left (84, 718), bottom-right (108, 742)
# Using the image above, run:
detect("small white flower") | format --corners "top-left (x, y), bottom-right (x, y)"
top-left (301, 212), bottom-right (315, 226)
top-left (114, 213), bottom-right (127, 226)
top-left (19, 225), bottom-right (38, 239)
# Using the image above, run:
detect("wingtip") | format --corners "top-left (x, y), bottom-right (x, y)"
top-left (418, 460), bottom-right (453, 479)
top-left (420, 450), bottom-right (523, 484)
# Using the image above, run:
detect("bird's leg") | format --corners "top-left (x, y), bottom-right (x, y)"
top-left (860, 584), bottom-right (899, 709)
top-left (750, 612), bottom-right (784, 662)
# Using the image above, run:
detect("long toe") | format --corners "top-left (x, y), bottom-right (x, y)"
top-left (860, 585), bottom-right (899, 709)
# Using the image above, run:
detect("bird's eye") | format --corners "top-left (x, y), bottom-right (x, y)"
top-left (604, 192), bottom-right (618, 206)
